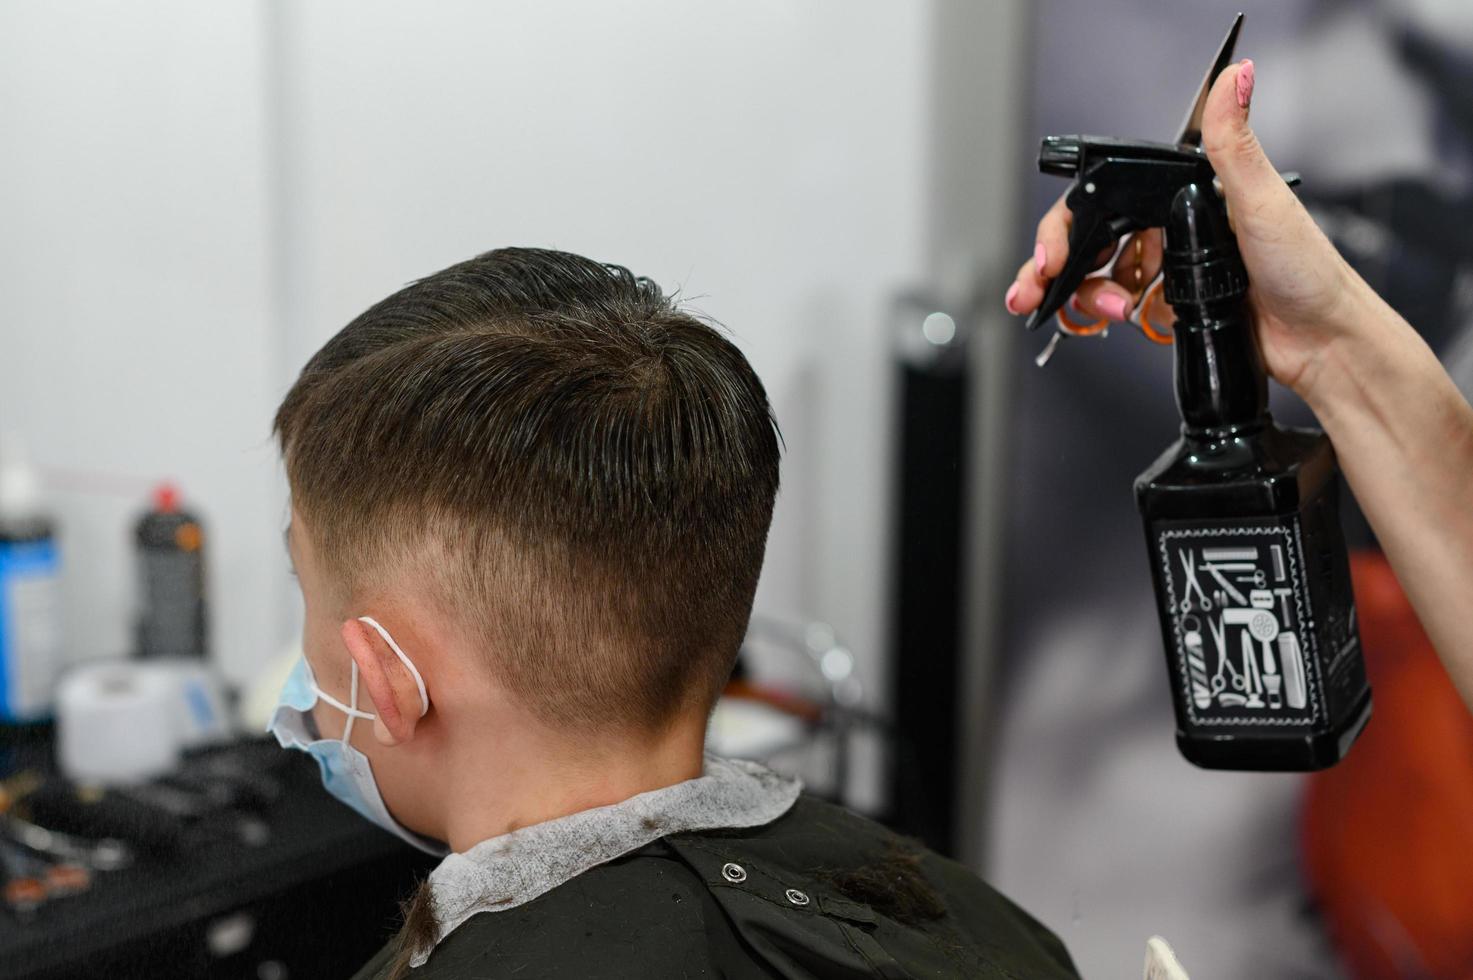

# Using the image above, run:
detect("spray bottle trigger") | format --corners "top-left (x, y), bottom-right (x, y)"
top-left (1024, 208), bottom-right (1138, 332)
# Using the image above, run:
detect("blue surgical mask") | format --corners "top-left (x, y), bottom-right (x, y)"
top-left (268, 616), bottom-right (448, 856)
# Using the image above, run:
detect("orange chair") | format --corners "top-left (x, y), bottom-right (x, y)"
top-left (1301, 552), bottom-right (1473, 978)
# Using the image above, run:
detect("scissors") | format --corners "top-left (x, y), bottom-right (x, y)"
top-left (1178, 549), bottom-right (1212, 613)
top-left (1042, 244), bottom-right (1174, 364)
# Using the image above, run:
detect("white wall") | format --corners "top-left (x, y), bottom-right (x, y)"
top-left (0, 1), bottom-right (281, 684)
top-left (1, 2), bottom-right (930, 782)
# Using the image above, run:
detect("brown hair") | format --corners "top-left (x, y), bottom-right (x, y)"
top-left (274, 247), bottom-right (780, 732)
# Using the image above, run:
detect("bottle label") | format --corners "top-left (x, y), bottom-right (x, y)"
top-left (0, 539), bottom-right (63, 721)
top-left (138, 545), bottom-right (206, 658)
top-left (1155, 520), bottom-right (1323, 728)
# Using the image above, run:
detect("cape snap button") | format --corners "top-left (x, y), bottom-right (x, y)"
top-left (785, 888), bottom-right (810, 907)
top-left (721, 862), bottom-right (747, 884)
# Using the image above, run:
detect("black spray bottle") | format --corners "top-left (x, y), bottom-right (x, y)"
top-left (1025, 15), bottom-right (1371, 770)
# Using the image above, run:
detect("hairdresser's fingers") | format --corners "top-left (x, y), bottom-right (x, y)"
top-left (1031, 195), bottom-right (1121, 278)
top-left (1008, 246), bottom-right (1129, 317)
top-left (1200, 61), bottom-right (1301, 240)
top-left (1111, 229), bottom-right (1164, 298)
top-left (1005, 195), bottom-right (1072, 314)
top-left (1072, 275), bottom-right (1137, 323)
top-left (1010, 204), bottom-right (1126, 316)
top-left (1032, 194), bottom-right (1074, 280)
top-left (1006, 252), bottom-right (1050, 314)
top-left (1201, 57), bottom-right (1353, 363)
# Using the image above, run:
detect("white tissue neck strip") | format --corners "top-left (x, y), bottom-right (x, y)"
top-left (410, 755), bottom-right (802, 969)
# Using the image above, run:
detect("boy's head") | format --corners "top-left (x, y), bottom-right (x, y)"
top-left (275, 248), bottom-right (781, 737)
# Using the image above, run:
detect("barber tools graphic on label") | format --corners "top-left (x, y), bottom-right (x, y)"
top-left (1181, 613), bottom-right (1212, 709)
top-left (1177, 550), bottom-right (1213, 612)
top-left (1278, 632), bottom-right (1308, 710)
top-left (1158, 527), bottom-right (1323, 728)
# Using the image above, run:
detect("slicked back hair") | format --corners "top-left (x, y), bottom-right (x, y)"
top-left (274, 248), bottom-right (781, 733)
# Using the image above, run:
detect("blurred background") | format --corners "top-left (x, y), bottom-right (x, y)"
top-left (2, 1), bottom-right (1471, 977)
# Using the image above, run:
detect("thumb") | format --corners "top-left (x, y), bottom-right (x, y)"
top-left (1200, 61), bottom-right (1288, 213)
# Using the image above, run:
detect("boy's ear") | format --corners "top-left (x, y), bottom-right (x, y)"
top-left (340, 618), bottom-right (426, 747)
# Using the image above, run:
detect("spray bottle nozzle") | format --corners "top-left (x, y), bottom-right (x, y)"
top-left (1038, 137), bottom-right (1083, 177)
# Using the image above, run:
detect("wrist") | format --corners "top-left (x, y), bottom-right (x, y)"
top-left (1294, 273), bottom-right (1407, 421)
top-left (1297, 281), bottom-right (1455, 453)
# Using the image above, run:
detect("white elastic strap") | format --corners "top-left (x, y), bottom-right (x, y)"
top-left (357, 616), bottom-right (431, 717)
top-left (313, 668), bottom-right (375, 744)
top-left (344, 663), bottom-right (362, 743)
top-left (313, 681), bottom-right (374, 720)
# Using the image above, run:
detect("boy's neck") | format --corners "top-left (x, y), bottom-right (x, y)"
top-left (441, 718), bottom-right (707, 853)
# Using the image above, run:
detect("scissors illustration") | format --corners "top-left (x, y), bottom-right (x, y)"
top-left (1208, 615), bottom-right (1232, 695)
top-left (1178, 549), bottom-right (1212, 613)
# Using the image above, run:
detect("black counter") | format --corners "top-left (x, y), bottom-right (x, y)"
top-left (0, 734), bottom-right (436, 980)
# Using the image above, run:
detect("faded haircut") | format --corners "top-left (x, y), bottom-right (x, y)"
top-left (274, 248), bottom-right (781, 732)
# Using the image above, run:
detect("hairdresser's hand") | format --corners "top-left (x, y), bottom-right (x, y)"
top-left (1010, 60), bottom-right (1473, 714)
top-left (1006, 60), bottom-right (1364, 401)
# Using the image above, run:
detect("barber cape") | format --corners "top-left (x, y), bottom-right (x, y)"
top-left (351, 756), bottom-right (1078, 979)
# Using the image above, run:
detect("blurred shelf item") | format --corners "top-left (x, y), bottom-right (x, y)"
top-left (713, 616), bottom-right (868, 806)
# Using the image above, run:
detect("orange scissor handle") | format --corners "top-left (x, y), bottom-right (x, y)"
top-left (1137, 278), bottom-right (1175, 344)
top-left (1055, 301), bottom-right (1110, 338)
top-left (1051, 277), bottom-right (1174, 346)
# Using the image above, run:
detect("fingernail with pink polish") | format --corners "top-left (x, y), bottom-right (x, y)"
top-left (1004, 282), bottom-right (1020, 315)
top-left (1098, 292), bottom-right (1129, 321)
top-left (1236, 60), bottom-right (1255, 109)
top-left (1034, 242), bottom-right (1048, 276)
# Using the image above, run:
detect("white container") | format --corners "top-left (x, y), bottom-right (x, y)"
top-left (57, 660), bottom-right (182, 785)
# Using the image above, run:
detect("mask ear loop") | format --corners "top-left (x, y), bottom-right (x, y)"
top-left (311, 666), bottom-right (375, 741)
top-left (311, 617), bottom-right (431, 744)
top-left (356, 616), bottom-right (431, 718)
top-left (344, 662), bottom-right (363, 744)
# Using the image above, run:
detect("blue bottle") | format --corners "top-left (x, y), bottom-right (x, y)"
top-left (0, 439), bottom-right (62, 723)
